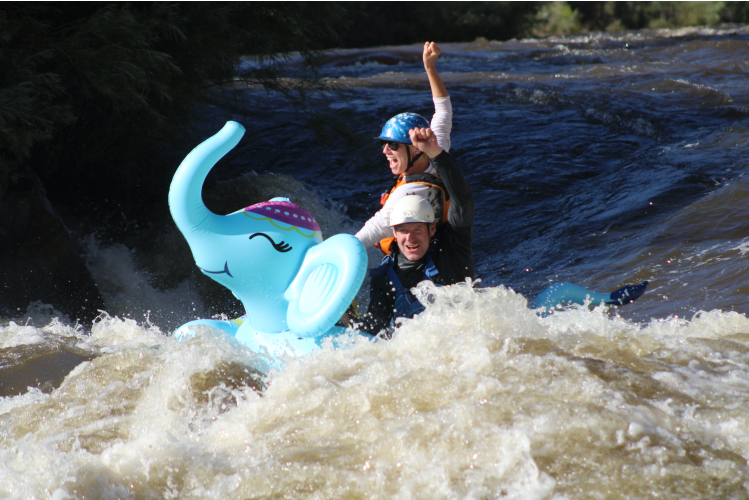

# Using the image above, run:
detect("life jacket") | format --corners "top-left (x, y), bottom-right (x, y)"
top-left (375, 173), bottom-right (451, 256)
top-left (369, 243), bottom-right (440, 320)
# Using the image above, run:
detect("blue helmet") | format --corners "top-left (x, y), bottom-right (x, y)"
top-left (376, 113), bottom-right (430, 144)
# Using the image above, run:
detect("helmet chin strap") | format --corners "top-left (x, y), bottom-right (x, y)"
top-left (405, 145), bottom-right (424, 173)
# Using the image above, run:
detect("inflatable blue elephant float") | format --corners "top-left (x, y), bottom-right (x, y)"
top-left (169, 121), bottom-right (367, 365)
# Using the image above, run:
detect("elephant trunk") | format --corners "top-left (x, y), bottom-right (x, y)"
top-left (168, 121), bottom-right (246, 236)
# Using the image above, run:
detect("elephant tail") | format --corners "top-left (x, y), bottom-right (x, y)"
top-left (532, 281), bottom-right (649, 313)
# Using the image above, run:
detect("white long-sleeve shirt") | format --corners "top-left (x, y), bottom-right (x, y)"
top-left (356, 96), bottom-right (453, 248)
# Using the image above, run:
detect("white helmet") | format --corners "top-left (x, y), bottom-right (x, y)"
top-left (389, 195), bottom-right (435, 227)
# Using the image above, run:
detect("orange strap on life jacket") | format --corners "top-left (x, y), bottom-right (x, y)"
top-left (375, 236), bottom-right (398, 255)
top-left (379, 176), bottom-right (408, 206)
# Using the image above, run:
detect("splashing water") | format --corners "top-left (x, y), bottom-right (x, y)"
top-left (4, 28), bottom-right (749, 498)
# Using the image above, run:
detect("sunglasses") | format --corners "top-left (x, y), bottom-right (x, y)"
top-left (380, 140), bottom-right (402, 151)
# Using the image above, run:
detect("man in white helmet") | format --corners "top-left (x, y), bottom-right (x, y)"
top-left (358, 127), bottom-right (474, 336)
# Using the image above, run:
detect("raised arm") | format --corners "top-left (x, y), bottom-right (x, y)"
top-left (424, 42), bottom-right (451, 152)
top-left (409, 128), bottom-right (473, 228)
top-left (424, 42), bottom-right (448, 98)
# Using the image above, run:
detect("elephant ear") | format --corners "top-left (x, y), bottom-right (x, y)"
top-left (284, 234), bottom-right (367, 338)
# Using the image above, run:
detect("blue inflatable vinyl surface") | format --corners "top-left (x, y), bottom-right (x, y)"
top-left (169, 121), bottom-right (368, 367)
top-left (532, 281), bottom-right (649, 314)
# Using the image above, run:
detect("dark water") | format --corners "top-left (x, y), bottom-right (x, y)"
top-left (3, 27), bottom-right (749, 499)
top-left (224, 28), bottom-right (749, 323)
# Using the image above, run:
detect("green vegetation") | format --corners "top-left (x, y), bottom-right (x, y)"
top-left (331, 2), bottom-right (749, 46)
top-left (568, 2), bottom-right (742, 32)
top-left (0, 2), bottom-right (346, 216)
top-left (532, 2), bottom-right (583, 36)
top-left (0, 2), bottom-right (356, 321)
top-left (2, 1), bottom-right (745, 218)
top-left (0, 1), bottom-right (746, 216)
top-left (329, 2), bottom-right (539, 49)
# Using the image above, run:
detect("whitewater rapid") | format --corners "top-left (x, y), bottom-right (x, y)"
top-left (3, 282), bottom-right (749, 498)
top-left (4, 26), bottom-right (749, 499)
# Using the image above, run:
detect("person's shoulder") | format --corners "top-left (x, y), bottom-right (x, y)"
top-left (425, 162), bottom-right (438, 173)
top-left (436, 218), bottom-right (471, 240)
top-left (390, 180), bottom-right (433, 195)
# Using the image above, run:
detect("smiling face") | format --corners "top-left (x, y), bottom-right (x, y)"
top-left (384, 142), bottom-right (423, 176)
top-left (190, 200), bottom-right (322, 305)
top-left (196, 217), bottom-right (320, 296)
top-left (392, 222), bottom-right (436, 261)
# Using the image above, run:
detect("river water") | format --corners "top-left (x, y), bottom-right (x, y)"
top-left (3, 26), bottom-right (749, 499)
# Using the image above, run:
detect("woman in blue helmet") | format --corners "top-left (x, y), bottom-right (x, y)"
top-left (355, 42), bottom-right (453, 254)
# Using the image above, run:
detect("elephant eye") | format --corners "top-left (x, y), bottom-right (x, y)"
top-left (249, 233), bottom-right (292, 253)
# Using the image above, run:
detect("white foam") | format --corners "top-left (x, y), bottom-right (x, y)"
top-left (2, 284), bottom-right (749, 497)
